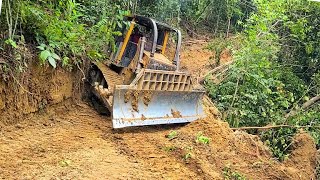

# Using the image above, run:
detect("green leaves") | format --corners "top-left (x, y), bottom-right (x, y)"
top-left (47, 56), bottom-right (57, 68)
top-left (261, 127), bottom-right (296, 161)
top-left (195, 132), bottom-right (210, 144)
top-left (37, 44), bottom-right (46, 50)
top-left (40, 50), bottom-right (51, 62)
top-left (59, 159), bottom-right (72, 167)
top-left (223, 166), bottom-right (247, 180)
top-left (205, 0), bottom-right (320, 162)
top-left (5, 39), bottom-right (17, 48)
top-left (37, 44), bottom-right (60, 68)
top-left (5, 0), bottom-right (124, 69)
top-left (166, 131), bottom-right (178, 140)
top-left (51, 53), bottom-right (61, 60)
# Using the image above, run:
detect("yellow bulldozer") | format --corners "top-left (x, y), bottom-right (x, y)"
top-left (88, 15), bottom-right (206, 128)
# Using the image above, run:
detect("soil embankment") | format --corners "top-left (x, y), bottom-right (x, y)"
top-left (0, 64), bottom-right (80, 126)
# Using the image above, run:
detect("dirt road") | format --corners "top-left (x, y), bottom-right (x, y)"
top-left (0, 99), bottom-right (317, 179)
top-left (0, 100), bottom-right (200, 179)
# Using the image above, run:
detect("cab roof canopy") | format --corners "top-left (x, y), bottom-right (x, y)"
top-left (124, 15), bottom-right (181, 68)
top-left (125, 15), bottom-right (178, 32)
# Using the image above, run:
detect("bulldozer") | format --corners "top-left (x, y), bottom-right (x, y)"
top-left (87, 15), bottom-right (206, 128)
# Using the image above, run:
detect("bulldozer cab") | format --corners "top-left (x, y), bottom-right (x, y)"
top-left (110, 15), bottom-right (181, 72)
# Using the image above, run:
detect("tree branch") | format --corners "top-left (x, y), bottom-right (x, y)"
top-left (285, 95), bottom-right (320, 118)
top-left (302, 95), bottom-right (320, 109)
top-left (199, 61), bottom-right (233, 83)
top-left (230, 76), bottom-right (240, 108)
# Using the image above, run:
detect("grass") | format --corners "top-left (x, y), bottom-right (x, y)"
top-left (166, 130), bottom-right (178, 140)
top-left (223, 166), bottom-right (246, 180)
top-left (196, 131), bottom-right (210, 144)
top-left (183, 152), bottom-right (192, 160)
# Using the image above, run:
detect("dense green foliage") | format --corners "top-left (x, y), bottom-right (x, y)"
top-left (0, 0), bottom-right (127, 70)
top-left (206, 0), bottom-right (320, 161)
top-left (134, 0), bottom-right (254, 35)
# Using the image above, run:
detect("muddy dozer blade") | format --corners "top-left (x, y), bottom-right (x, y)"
top-left (112, 86), bottom-right (205, 128)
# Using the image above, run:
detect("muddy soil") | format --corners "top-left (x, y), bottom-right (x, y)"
top-left (0, 40), bottom-right (318, 179)
top-left (0, 100), bottom-right (317, 179)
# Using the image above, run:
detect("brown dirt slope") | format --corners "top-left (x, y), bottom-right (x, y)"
top-left (180, 40), bottom-right (214, 78)
top-left (180, 39), bottom-right (232, 85)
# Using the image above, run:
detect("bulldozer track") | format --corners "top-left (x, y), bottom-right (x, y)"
top-left (89, 62), bottom-right (125, 112)
top-left (95, 62), bottom-right (123, 92)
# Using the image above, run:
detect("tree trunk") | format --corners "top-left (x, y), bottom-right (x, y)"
top-left (0, 0), bottom-right (2, 15)
top-left (226, 18), bottom-right (231, 38)
top-left (214, 14), bottom-right (220, 35)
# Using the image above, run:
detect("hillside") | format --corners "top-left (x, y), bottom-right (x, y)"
top-left (0, 41), bottom-right (317, 179)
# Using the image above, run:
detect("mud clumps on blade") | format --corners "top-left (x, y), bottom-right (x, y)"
top-left (124, 90), bottom-right (132, 103)
top-left (143, 91), bottom-right (152, 106)
top-left (132, 91), bottom-right (139, 112)
top-left (171, 109), bottom-right (182, 118)
top-left (123, 90), bottom-right (140, 112)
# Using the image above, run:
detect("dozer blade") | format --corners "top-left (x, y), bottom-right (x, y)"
top-left (112, 86), bottom-right (205, 128)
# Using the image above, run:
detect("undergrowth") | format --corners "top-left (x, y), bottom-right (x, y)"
top-left (260, 127), bottom-right (296, 161)
top-left (0, 0), bottom-right (127, 72)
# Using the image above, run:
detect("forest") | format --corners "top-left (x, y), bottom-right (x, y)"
top-left (0, 0), bottom-right (319, 179)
